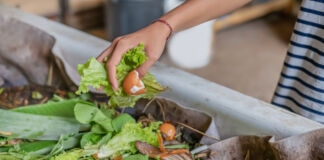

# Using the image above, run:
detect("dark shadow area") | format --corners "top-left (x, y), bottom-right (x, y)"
top-left (264, 12), bottom-right (296, 43)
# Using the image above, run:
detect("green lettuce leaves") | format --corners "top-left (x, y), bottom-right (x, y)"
top-left (0, 94), bottom-right (166, 160)
top-left (74, 103), bottom-right (113, 132)
top-left (111, 114), bottom-right (136, 132)
top-left (97, 121), bottom-right (162, 158)
top-left (76, 43), bottom-right (165, 107)
top-left (123, 154), bottom-right (149, 160)
top-left (72, 102), bottom-right (162, 159)
top-left (49, 149), bottom-right (84, 160)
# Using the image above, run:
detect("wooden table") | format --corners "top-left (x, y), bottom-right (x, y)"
top-left (213, 0), bottom-right (296, 32)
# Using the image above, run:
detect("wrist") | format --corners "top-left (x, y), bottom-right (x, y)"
top-left (151, 19), bottom-right (173, 40)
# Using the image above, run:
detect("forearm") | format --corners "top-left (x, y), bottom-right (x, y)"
top-left (161, 0), bottom-right (252, 32)
top-left (98, 0), bottom-right (252, 88)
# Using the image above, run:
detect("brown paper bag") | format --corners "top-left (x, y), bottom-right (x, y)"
top-left (270, 129), bottom-right (324, 160)
top-left (0, 16), bottom-right (67, 88)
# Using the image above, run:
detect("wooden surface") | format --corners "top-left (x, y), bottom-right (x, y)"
top-left (213, 0), bottom-right (296, 32)
top-left (0, 0), bottom-right (103, 16)
top-left (0, 0), bottom-right (58, 16)
top-left (0, 0), bottom-right (105, 29)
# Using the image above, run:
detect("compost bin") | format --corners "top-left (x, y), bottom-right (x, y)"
top-left (0, 4), bottom-right (323, 160)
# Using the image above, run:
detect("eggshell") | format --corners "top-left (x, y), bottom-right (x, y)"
top-left (123, 70), bottom-right (147, 95)
top-left (159, 123), bottom-right (176, 141)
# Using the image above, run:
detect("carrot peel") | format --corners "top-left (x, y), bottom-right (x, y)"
top-left (112, 155), bottom-right (123, 160)
top-left (158, 133), bottom-right (166, 153)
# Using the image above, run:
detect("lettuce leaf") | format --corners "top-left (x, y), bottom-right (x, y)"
top-left (12, 99), bottom-right (91, 118)
top-left (80, 133), bottom-right (103, 149)
top-left (0, 152), bottom-right (44, 160)
top-left (96, 121), bottom-right (162, 158)
top-left (49, 134), bottom-right (83, 157)
top-left (74, 103), bottom-right (113, 132)
top-left (112, 113), bottom-right (136, 132)
top-left (123, 154), bottom-right (149, 160)
top-left (76, 43), bottom-right (165, 107)
top-left (31, 91), bottom-right (43, 99)
top-left (49, 149), bottom-right (84, 160)
top-left (0, 109), bottom-right (85, 140)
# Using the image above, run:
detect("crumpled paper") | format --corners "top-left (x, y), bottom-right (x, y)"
top-left (271, 129), bottom-right (324, 160)
top-left (207, 136), bottom-right (275, 160)
top-left (0, 16), bottom-right (67, 88)
top-left (205, 129), bottom-right (324, 160)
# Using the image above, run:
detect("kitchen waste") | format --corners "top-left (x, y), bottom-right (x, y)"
top-left (0, 44), bottom-right (213, 160)
top-left (0, 92), bottom-right (215, 160)
top-left (1, 88), bottom-right (323, 160)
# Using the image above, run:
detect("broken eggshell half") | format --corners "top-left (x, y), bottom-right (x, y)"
top-left (123, 70), bottom-right (146, 95)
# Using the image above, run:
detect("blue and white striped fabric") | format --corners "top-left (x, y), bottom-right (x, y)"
top-left (272, 0), bottom-right (324, 123)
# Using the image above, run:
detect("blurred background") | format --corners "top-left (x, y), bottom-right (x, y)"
top-left (0, 0), bottom-right (301, 102)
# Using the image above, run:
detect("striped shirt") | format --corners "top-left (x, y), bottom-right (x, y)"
top-left (272, 0), bottom-right (324, 123)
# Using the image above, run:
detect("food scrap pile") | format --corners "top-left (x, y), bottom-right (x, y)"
top-left (0, 96), bottom-right (211, 160)
top-left (0, 44), bottom-right (212, 160)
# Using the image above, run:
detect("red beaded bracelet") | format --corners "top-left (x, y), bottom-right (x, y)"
top-left (154, 19), bottom-right (173, 40)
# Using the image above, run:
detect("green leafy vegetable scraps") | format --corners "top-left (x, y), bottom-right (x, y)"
top-left (32, 91), bottom-right (43, 99)
top-left (97, 121), bottom-right (162, 158)
top-left (0, 97), bottom-right (165, 160)
top-left (0, 44), bottom-right (169, 159)
top-left (76, 43), bottom-right (165, 107)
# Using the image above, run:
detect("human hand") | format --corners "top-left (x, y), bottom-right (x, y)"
top-left (96, 21), bottom-right (171, 91)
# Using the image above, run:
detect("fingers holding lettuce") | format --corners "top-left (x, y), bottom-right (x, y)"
top-left (97, 22), bottom-right (170, 91)
top-left (77, 22), bottom-right (169, 107)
